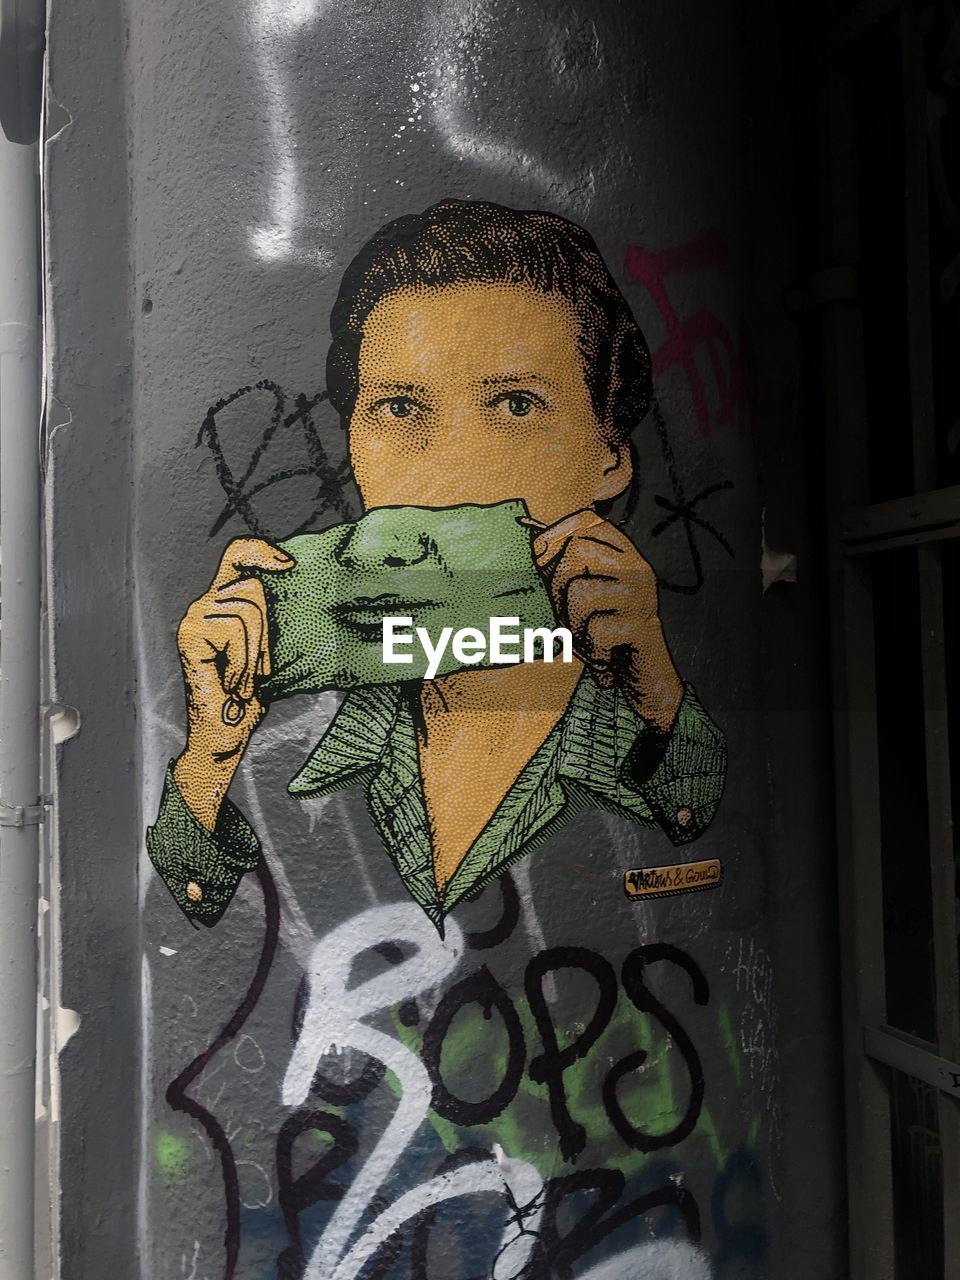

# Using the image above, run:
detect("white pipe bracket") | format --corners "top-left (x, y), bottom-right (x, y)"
top-left (0, 799), bottom-right (49, 827)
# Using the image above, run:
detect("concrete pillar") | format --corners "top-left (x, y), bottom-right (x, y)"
top-left (42, 1), bottom-right (827, 1275)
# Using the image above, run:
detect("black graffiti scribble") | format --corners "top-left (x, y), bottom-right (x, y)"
top-left (603, 943), bottom-right (709, 1153)
top-left (464, 872), bottom-right (522, 952)
top-left (197, 380), bottom-right (353, 541)
top-left (276, 1109), bottom-right (360, 1280)
top-left (268, 885), bottom-right (715, 1277)
top-left (493, 1182), bottom-right (546, 1280)
top-left (649, 399), bottom-right (735, 596)
top-left (623, 230), bottom-right (746, 594)
top-left (529, 1172), bottom-right (701, 1280)
top-left (423, 965), bottom-right (527, 1127)
top-left (526, 947), bottom-right (620, 1163)
top-left (409, 1149), bottom-right (500, 1280)
top-left (195, 378), bottom-right (732, 593)
top-left (165, 861), bottom-right (281, 1280)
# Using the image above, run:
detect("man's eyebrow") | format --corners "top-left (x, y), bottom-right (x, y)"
top-left (364, 381), bottom-right (430, 395)
top-left (477, 373), bottom-right (559, 388)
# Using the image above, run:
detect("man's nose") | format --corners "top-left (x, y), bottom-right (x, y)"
top-left (335, 513), bottom-right (433, 571)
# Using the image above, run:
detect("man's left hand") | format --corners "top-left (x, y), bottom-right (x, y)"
top-left (532, 509), bottom-right (684, 733)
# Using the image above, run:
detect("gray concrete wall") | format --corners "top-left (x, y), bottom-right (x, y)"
top-left (42, 1), bottom-right (841, 1276)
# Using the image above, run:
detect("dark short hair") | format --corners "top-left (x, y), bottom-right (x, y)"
top-left (326, 199), bottom-right (653, 444)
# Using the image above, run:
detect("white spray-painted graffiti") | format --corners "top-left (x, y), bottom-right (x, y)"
top-left (282, 904), bottom-right (528, 1280)
top-left (245, 0), bottom-right (607, 262)
top-left (248, 0), bottom-right (334, 264)
top-left (144, 680), bottom-right (772, 1277)
top-left (429, 0), bottom-right (597, 210)
top-left (284, 903), bottom-right (718, 1280)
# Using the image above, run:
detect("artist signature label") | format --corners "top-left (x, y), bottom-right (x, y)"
top-left (624, 858), bottom-right (724, 901)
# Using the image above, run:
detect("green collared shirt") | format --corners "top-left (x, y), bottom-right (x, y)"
top-left (146, 676), bottom-right (726, 931)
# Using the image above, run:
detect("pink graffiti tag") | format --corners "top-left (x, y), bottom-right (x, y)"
top-left (624, 231), bottom-right (751, 437)
top-left (619, 231), bottom-right (743, 595)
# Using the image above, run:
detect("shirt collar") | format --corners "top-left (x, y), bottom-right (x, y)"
top-left (286, 674), bottom-right (639, 927)
top-left (287, 674), bottom-right (635, 792)
top-left (287, 683), bottom-right (402, 795)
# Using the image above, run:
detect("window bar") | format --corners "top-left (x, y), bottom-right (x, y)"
top-left (901, 7), bottom-right (960, 1274)
top-left (834, 555), bottom-right (895, 1280)
top-left (822, 50), bottom-right (895, 1277)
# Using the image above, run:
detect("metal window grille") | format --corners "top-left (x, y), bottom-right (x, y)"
top-left (818, 3), bottom-right (960, 1277)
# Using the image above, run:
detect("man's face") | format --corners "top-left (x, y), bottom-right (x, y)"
top-left (349, 283), bottom-right (631, 525)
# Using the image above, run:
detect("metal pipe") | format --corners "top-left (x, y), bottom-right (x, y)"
top-left (0, 0), bottom-right (45, 1269)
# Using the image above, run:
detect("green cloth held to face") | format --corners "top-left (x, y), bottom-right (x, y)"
top-left (256, 500), bottom-right (557, 699)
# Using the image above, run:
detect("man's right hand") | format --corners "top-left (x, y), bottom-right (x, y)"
top-left (172, 538), bottom-right (294, 830)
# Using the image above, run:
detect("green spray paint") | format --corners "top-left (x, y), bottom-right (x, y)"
top-left (156, 1130), bottom-right (192, 1180)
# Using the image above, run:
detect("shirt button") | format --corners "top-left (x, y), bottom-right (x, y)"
top-left (676, 807), bottom-right (693, 829)
top-left (186, 881), bottom-right (203, 903)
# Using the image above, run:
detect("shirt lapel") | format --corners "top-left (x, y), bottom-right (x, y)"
top-left (363, 692), bottom-right (441, 926)
top-left (288, 684), bottom-right (443, 926)
top-left (440, 714), bottom-right (572, 914)
top-left (286, 674), bottom-right (625, 930)
top-left (286, 684), bottom-right (398, 795)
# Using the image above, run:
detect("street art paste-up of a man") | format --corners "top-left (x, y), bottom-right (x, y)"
top-left (147, 200), bottom-right (727, 932)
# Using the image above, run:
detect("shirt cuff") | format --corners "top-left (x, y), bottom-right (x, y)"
top-left (146, 764), bottom-right (261, 926)
top-left (621, 684), bottom-right (727, 844)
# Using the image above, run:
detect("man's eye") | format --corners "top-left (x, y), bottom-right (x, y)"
top-left (492, 392), bottom-right (541, 418)
top-left (371, 396), bottom-right (422, 420)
